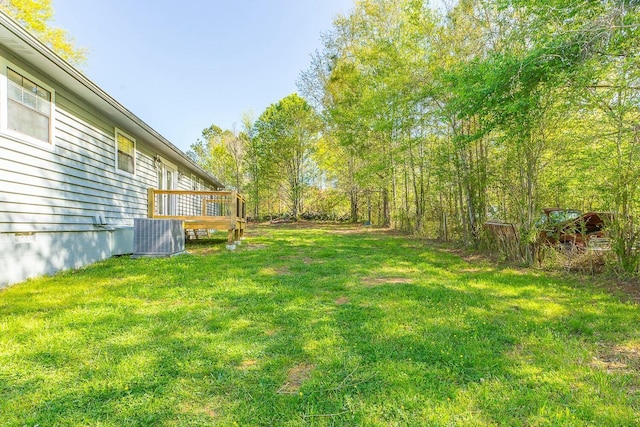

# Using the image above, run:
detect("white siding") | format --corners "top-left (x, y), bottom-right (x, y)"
top-left (177, 172), bottom-right (192, 191)
top-left (0, 103), bottom-right (156, 233)
top-left (0, 46), bottom-right (221, 287)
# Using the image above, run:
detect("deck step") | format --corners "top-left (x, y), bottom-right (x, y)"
top-left (185, 228), bottom-right (210, 240)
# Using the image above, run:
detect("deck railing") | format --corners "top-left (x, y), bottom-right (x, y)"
top-left (147, 189), bottom-right (246, 243)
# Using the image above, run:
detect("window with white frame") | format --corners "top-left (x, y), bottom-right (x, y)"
top-left (6, 68), bottom-right (52, 143)
top-left (116, 130), bottom-right (135, 174)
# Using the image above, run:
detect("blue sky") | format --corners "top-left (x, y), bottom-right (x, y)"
top-left (51, 0), bottom-right (354, 152)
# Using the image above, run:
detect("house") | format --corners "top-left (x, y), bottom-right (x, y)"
top-left (0, 12), bottom-right (224, 287)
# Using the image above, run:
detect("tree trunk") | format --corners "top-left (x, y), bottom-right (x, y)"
top-left (350, 187), bottom-right (359, 223)
top-left (382, 186), bottom-right (391, 228)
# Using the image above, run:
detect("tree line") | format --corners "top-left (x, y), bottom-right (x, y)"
top-left (15, 0), bottom-right (640, 272)
top-left (188, 0), bottom-right (640, 274)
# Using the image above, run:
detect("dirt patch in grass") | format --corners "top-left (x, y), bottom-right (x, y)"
top-left (275, 266), bottom-right (290, 275)
top-left (282, 256), bottom-right (320, 265)
top-left (361, 277), bottom-right (413, 287)
top-left (335, 297), bottom-right (350, 305)
top-left (245, 229), bottom-right (270, 237)
top-left (328, 228), bottom-right (367, 235)
top-left (238, 359), bottom-right (258, 370)
top-left (277, 363), bottom-right (315, 394)
top-left (592, 343), bottom-right (640, 373)
top-left (459, 268), bottom-right (484, 274)
top-left (179, 403), bottom-right (218, 419)
top-left (438, 245), bottom-right (491, 264)
top-left (259, 266), bottom-right (290, 276)
top-left (185, 238), bottom-right (228, 255)
top-left (564, 274), bottom-right (640, 305)
top-left (186, 246), bottom-right (225, 256)
top-left (460, 253), bottom-right (488, 263)
top-left (604, 279), bottom-right (640, 304)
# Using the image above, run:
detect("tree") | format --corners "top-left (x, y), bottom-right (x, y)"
top-left (241, 111), bottom-right (272, 220)
top-left (301, 0), bottom-right (442, 230)
top-left (187, 124), bottom-right (246, 191)
top-left (253, 94), bottom-right (321, 219)
top-left (224, 126), bottom-right (246, 192)
top-left (1, 0), bottom-right (87, 65)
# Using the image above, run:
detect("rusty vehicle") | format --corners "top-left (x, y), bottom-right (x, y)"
top-left (537, 208), bottom-right (613, 249)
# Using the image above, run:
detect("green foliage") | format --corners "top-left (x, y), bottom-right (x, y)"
top-left (1, 225), bottom-right (639, 425)
top-left (187, 124), bottom-right (246, 191)
top-left (253, 93), bottom-right (321, 218)
top-left (300, 0), bottom-right (440, 228)
top-left (295, 0), bottom-right (640, 272)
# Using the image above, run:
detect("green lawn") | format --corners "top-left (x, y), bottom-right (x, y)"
top-left (1, 224), bottom-right (639, 426)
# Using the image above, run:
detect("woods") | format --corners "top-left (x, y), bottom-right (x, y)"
top-left (188, 0), bottom-right (640, 274)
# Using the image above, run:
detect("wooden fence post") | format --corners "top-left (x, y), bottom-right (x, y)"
top-left (147, 188), bottom-right (155, 218)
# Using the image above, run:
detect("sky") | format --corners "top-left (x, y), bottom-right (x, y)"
top-left (51, 0), bottom-right (354, 153)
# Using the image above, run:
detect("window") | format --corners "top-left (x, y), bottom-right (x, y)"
top-left (6, 68), bottom-right (52, 143)
top-left (116, 130), bottom-right (135, 174)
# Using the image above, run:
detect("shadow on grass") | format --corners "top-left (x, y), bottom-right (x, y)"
top-left (0, 224), bottom-right (639, 425)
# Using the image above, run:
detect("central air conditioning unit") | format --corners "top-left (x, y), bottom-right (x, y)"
top-left (132, 218), bottom-right (185, 257)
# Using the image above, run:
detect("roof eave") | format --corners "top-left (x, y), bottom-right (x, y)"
top-left (0, 11), bottom-right (224, 189)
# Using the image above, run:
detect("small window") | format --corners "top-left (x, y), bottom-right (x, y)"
top-left (6, 68), bottom-right (52, 143)
top-left (116, 130), bottom-right (135, 174)
top-left (191, 174), bottom-right (198, 191)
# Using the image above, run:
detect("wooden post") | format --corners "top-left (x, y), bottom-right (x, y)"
top-left (230, 191), bottom-right (238, 227)
top-left (227, 230), bottom-right (234, 245)
top-left (147, 188), bottom-right (155, 218)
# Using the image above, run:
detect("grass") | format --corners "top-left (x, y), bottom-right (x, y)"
top-left (1, 223), bottom-right (639, 426)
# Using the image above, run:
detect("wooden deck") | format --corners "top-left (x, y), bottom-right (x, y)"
top-left (147, 189), bottom-right (246, 245)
